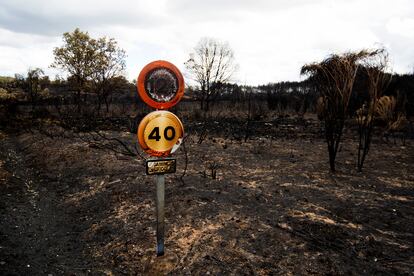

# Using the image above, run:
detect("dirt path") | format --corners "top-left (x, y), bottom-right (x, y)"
top-left (0, 131), bottom-right (94, 275)
top-left (0, 128), bottom-right (413, 275)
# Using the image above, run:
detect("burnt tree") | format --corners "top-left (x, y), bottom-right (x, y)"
top-left (301, 50), bottom-right (372, 172)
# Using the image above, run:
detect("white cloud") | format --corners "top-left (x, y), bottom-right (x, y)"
top-left (0, 28), bottom-right (60, 77)
top-left (0, 0), bottom-right (413, 84)
top-left (386, 17), bottom-right (414, 37)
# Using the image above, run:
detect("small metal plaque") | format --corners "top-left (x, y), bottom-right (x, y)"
top-left (146, 158), bottom-right (176, 175)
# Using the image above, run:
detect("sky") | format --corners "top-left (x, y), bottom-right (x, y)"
top-left (0, 0), bottom-right (413, 85)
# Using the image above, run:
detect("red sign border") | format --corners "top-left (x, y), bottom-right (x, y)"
top-left (137, 60), bottom-right (185, 110)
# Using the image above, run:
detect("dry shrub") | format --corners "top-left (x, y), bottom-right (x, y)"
top-left (375, 95), bottom-right (409, 144)
top-left (355, 49), bottom-right (391, 171)
top-left (375, 95), bottom-right (396, 122)
top-left (301, 50), bottom-right (373, 172)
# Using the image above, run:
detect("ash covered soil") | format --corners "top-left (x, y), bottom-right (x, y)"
top-left (0, 121), bottom-right (413, 275)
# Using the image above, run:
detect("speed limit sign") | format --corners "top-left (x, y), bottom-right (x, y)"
top-left (136, 60), bottom-right (185, 256)
top-left (136, 60), bottom-right (185, 157)
top-left (137, 110), bottom-right (184, 157)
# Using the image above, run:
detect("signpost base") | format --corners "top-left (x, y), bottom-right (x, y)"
top-left (156, 174), bottom-right (165, 256)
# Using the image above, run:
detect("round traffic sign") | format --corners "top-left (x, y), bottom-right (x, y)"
top-left (137, 60), bottom-right (185, 110)
top-left (137, 111), bottom-right (184, 157)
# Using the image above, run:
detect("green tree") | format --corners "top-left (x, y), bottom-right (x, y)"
top-left (51, 28), bottom-right (126, 114)
top-left (92, 37), bottom-right (126, 113)
top-left (51, 28), bottom-right (96, 112)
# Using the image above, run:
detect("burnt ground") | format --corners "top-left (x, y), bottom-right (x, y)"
top-left (0, 119), bottom-right (413, 275)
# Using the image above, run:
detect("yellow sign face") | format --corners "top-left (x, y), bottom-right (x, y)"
top-left (138, 111), bottom-right (184, 157)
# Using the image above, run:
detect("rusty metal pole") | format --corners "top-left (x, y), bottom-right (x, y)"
top-left (155, 174), bottom-right (165, 256)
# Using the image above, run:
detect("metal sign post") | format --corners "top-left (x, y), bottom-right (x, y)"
top-left (136, 60), bottom-right (185, 256)
top-left (146, 157), bottom-right (175, 256)
top-left (155, 173), bottom-right (165, 256)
